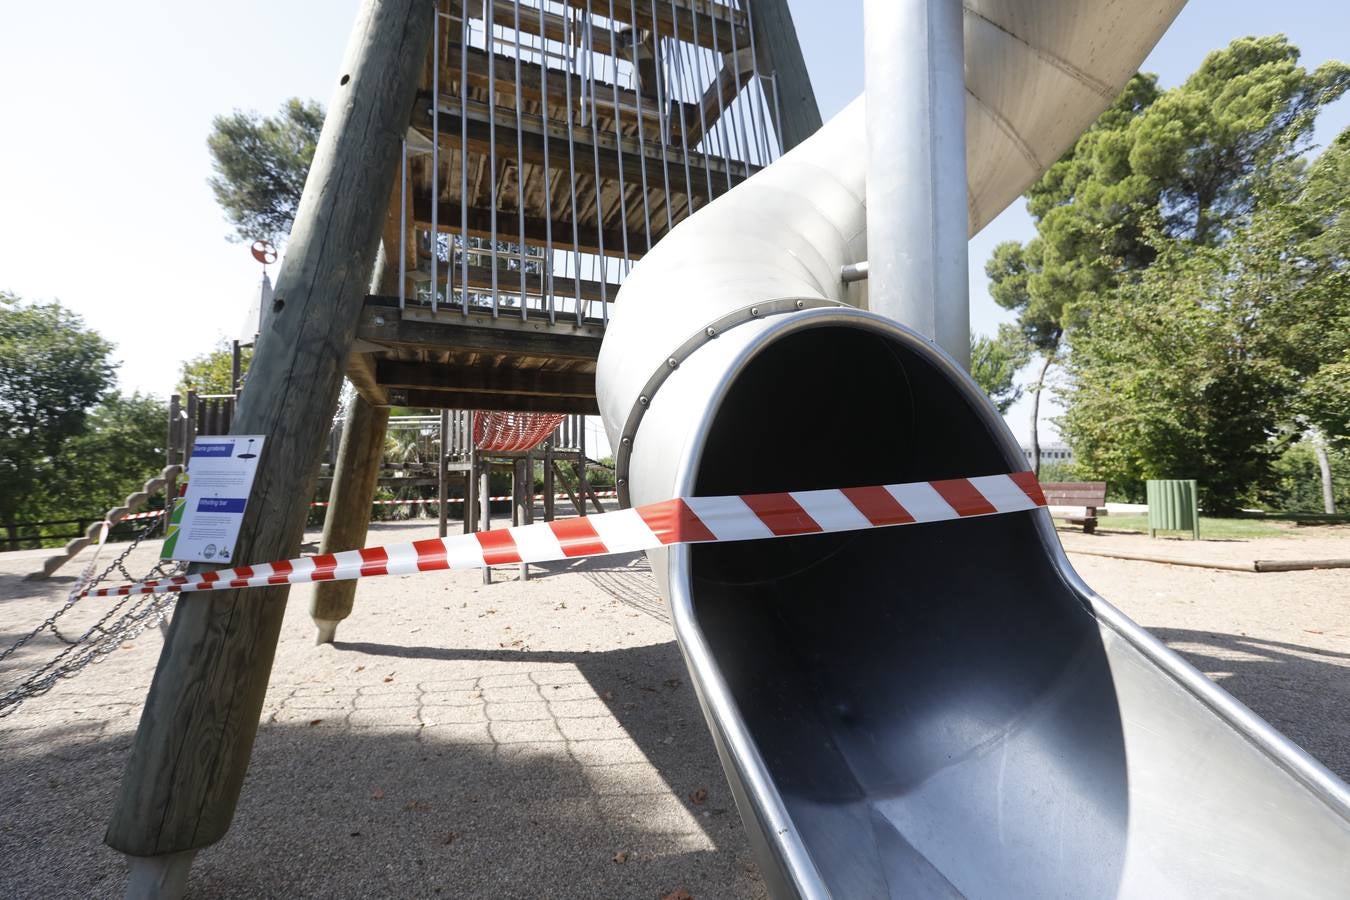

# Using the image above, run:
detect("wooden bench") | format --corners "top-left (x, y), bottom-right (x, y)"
top-left (1041, 482), bottom-right (1108, 534)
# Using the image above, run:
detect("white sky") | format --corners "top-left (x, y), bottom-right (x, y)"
top-left (1, 1), bottom-right (1345, 450)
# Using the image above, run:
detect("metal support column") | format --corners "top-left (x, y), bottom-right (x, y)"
top-left (863, 0), bottom-right (969, 369)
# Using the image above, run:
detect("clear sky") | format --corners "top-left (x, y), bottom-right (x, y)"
top-left (0, 1), bottom-right (1345, 447)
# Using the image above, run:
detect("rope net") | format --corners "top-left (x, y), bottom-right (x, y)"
top-left (472, 411), bottom-right (566, 453)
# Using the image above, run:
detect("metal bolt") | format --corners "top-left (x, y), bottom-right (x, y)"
top-left (750, 306), bottom-right (760, 317)
top-left (706, 326), bottom-right (717, 337)
top-left (621, 437), bottom-right (631, 446)
top-left (639, 395), bottom-right (649, 406)
top-left (617, 478), bottom-right (627, 486)
top-left (795, 300), bottom-right (806, 310)
top-left (667, 357), bottom-right (678, 368)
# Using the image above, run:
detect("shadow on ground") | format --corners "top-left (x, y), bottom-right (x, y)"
top-left (0, 639), bottom-right (761, 899)
top-left (1151, 628), bottom-right (1350, 781)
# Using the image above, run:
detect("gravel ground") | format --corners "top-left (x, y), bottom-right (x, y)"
top-left (0, 519), bottom-right (1346, 898)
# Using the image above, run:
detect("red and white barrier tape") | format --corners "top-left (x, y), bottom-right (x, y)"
top-left (121, 490), bottom-right (620, 520)
top-left (84, 473), bottom-right (1045, 599)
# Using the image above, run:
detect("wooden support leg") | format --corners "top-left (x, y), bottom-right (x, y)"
top-left (105, 0), bottom-right (433, 875)
top-left (543, 442), bottom-right (555, 522)
top-left (553, 460), bottom-right (583, 515)
top-left (480, 461), bottom-right (492, 585)
top-left (437, 409), bottom-right (450, 539)
top-left (514, 457), bottom-right (529, 581)
top-left (311, 392), bottom-right (391, 644)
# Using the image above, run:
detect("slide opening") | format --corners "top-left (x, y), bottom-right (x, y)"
top-left (689, 324), bottom-right (1131, 897)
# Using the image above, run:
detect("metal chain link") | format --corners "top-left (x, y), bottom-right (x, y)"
top-left (0, 512), bottom-right (184, 718)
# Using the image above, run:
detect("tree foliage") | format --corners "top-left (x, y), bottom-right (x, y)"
top-left (970, 326), bottom-right (1031, 414)
top-left (0, 293), bottom-right (116, 531)
top-left (207, 98), bottom-right (324, 244)
top-left (44, 392), bottom-right (168, 526)
top-left (178, 341), bottom-right (251, 395)
top-left (992, 36), bottom-right (1349, 502)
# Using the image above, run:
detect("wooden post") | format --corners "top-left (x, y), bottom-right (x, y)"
top-left (105, 0), bottom-right (434, 872)
top-left (480, 460), bottom-right (492, 585)
top-left (437, 409), bottom-right (450, 538)
top-left (465, 448), bottom-right (479, 533)
top-left (310, 392), bottom-right (391, 644)
top-left (543, 440), bottom-right (555, 521)
top-left (514, 457), bottom-right (529, 581)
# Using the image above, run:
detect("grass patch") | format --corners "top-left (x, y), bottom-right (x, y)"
top-left (1057, 514), bottom-right (1294, 540)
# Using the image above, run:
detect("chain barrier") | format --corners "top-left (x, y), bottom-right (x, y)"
top-left (0, 512), bottom-right (182, 718)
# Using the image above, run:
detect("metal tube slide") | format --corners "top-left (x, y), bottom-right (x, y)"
top-left (595, 2), bottom-right (1350, 895)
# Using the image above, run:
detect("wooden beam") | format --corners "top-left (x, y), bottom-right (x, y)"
top-left (417, 94), bottom-right (757, 201)
top-left (105, 0), bottom-right (435, 862)
top-left (390, 387), bottom-right (599, 414)
top-left (345, 350), bottom-right (390, 405)
top-left (375, 358), bottom-right (595, 398)
top-left (684, 47), bottom-right (757, 147)
top-left (749, 0), bottom-right (821, 150)
top-left (446, 42), bottom-right (685, 137)
top-left (358, 299), bottom-right (605, 360)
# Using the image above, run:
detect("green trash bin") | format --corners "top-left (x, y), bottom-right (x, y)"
top-left (1146, 479), bottom-right (1199, 539)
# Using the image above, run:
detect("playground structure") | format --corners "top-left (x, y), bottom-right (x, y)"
top-left (83, 0), bottom-right (1349, 896)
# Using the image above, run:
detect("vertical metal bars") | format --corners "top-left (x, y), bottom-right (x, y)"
top-left (649, 0), bottom-right (676, 234)
top-left (486, 0), bottom-right (500, 318)
top-left (627, 0), bottom-right (653, 251)
top-left (513, 0), bottom-right (528, 320)
top-left (562, 4), bottom-right (585, 324)
top-left (431, 6), bottom-right (440, 313)
top-left (460, 3), bottom-right (471, 316)
top-left (399, 137), bottom-right (407, 309)
top-left (583, 1), bottom-right (607, 322)
top-left (605, 0), bottom-right (631, 273)
top-left (537, 0), bottom-right (557, 323)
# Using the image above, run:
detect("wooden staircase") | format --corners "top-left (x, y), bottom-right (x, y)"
top-left (25, 465), bottom-right (182, 580)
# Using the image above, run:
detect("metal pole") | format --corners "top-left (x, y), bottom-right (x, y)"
top-left (513, 0), bottom-right (529, 319)
top-left (606, 0), bottom-right (632, 271)
top-left (399, 137), bottom-right (408, 308)
top-left (702, 2), bottom-right (734, 193)
top-left (536, 1), bottom-right (556, 323)
top-left (863, 0), bottom-right (969, 368)
top-left (438, 409), bottom-right (450, 538)
top-left (431, 6), bottom-right (440, 312)
top-left (485, 0), bottom-right (500, 318)
top-left (562, 6), bottom-right (585, 324)
top-left (583, 2), bottom-right (608, 322)
top-left (460, 3), bottom-right (471, 316)
top-left (649, 0), bottom-right (675, 232)
top-left (626, 0), bottom-right (653, 251)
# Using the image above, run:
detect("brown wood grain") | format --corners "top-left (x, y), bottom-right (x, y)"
top-left (105, 0), bottom-right (436, 858)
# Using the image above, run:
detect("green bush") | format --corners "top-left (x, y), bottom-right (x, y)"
top-left (1266, 443), bottom-right (1349, 513)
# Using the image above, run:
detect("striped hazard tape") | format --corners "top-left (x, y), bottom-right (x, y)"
top-left (119, 490), bottom-right (620, 522)
top-left (84, 472), bottom-right (1046, 599)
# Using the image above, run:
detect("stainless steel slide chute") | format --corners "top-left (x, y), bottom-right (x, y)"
top-left (595, 1), bottom-right (1350, 893)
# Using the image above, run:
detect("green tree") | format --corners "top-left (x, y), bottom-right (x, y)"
top-left (44, 393), bottom-right (168, 528)
top-left (970, 325), bottom-right (1031, 414)
top-left (0, 293), bottom-right (116, 540)
top-left (178, 341), bottom-right (251, 395)
top-left (207, 98), bottom-right (324, 244)
top-left (989, 36), bottom-right (1349, 474)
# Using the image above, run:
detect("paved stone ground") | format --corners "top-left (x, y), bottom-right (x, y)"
top-left (0, 520), bottom-right (1346, 898)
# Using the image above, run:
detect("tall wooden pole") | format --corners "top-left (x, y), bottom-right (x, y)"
top-left (106, 0), bottom-right (434, 877)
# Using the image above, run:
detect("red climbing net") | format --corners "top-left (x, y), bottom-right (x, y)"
top-left (472, 411), bottom-right (566, 453)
